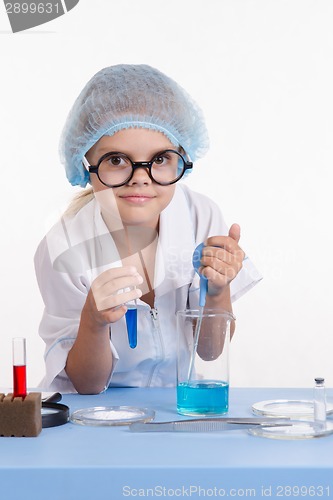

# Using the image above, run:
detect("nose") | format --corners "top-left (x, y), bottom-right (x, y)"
top-left (127, 165), bottom-right (152, 185)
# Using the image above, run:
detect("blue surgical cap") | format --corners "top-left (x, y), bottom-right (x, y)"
top-left (59, 64), bottom-right (209, 187)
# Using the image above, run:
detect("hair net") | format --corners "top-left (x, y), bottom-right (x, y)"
top-left (59, 64), bottom-right (209, 187)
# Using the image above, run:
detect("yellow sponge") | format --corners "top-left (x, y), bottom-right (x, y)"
top-left (0, 392), bottom-right (42, 437)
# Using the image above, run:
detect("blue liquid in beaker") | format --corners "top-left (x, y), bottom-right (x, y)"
top-left (177, 381), bottom-right (229, 415)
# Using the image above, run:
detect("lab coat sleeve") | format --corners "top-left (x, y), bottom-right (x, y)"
top-left (34, 236), bottom-right (119, 393)
top-left (182, 185), bottom-right (262, 305)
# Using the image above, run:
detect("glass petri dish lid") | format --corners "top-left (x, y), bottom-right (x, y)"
top-left (70, 405), bottom-right (155, 426)
top-left (249, 420), bottom-right (333, 440)
top-left (252, 399), bottom-right (333, 419)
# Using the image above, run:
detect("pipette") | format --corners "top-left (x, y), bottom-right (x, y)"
top-left (192, 242), bottom-right (208, 308)
top-left (187, 243), bottom-right (207, 381)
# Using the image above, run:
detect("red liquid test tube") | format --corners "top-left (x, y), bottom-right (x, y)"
top-left (12, 337), bottom-right (27, 398)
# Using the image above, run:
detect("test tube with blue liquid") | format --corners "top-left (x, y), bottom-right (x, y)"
top-left (125, 295), bottom-right (138, 349)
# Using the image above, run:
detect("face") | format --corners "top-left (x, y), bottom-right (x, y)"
top-left (86, 129), bottom-right (177, 229)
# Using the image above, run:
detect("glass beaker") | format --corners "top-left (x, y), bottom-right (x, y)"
top-left (176, 309), bottom-right (234, 416)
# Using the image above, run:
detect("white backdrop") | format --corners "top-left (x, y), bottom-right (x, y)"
top-left (0, 0), bottom-right (332, 390)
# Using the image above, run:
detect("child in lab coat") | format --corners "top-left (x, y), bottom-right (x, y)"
top-left (35, 64), bottom-right (261, 393)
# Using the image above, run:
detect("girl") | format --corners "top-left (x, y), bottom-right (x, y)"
top-left (35, 64), bottom-right (261, 394)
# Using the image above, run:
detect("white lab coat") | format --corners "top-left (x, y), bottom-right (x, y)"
top-left (35, 184), bottom-right (262, 392)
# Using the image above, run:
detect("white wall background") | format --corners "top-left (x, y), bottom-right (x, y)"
top-left (0, 0), bottom-right (332, 390)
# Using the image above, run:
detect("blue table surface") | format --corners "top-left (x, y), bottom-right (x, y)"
top-left (1, 387), bottom-right (333, 500)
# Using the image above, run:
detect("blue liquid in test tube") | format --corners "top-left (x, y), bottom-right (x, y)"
top-left (125, 307), bottom-right (137, 348)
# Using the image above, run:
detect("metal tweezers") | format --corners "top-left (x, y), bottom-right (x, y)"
top-left (130, 417), bottom-right (292, 432)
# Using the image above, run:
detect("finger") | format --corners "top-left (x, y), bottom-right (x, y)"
top-left (204, 237), bottom-right (244, 258)
top-left (100, 305), bottom-right (128, 324)
top-left (201, 247), bottom-right (235, 265)
top-left (228, 223), bottom-right (241, 243)
top-left (97, 273), bottom-right (143, 297)
top-left (205, 236), bottom-right (238, 254)
top-left (93, 266), bottom-right (139, 288)
top-left (200, 265), bottom-right (232, 287)
top-left (201, 260), bottom-right (240, 280)
top-left (96, 287), bottom-right (142, 312)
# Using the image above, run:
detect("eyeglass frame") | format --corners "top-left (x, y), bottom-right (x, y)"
top-left (82, 149), bottom-right (193, 188)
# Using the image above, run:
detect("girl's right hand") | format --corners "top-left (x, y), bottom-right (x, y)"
top-left (83, 266), bottom-right (143, 327)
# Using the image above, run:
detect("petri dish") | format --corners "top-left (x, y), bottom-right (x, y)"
top-left (70, 406), bottom-right (155, 426)
top-left (249, 420), bottom-right (333, 440)
top-left (252, 399), bottom-right (333, 419)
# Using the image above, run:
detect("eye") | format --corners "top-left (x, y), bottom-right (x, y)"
top-left (102, 153), bottom-right (131, 168)
top-left (154, 156), bottom-right (165, 165)
top-left (152, 151), bottom-right (180, 169)
top-left (110, 156), bottom-right (121, 166)
top-left (153, 152), bottom-right (172, 166)
top-left (108, 155), bottom-right (125, 166)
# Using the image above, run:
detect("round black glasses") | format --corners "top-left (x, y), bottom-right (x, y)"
top-left (84, 149), bottom-right (193, 188)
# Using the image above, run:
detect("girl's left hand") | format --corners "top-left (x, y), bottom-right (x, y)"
top-left (199, 223), bottom-right (245, 296)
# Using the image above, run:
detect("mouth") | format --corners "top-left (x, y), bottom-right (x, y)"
top-left (119, 194), bottom-right (155, 204)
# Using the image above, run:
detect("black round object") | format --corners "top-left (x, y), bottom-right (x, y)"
top-left (42, 402), bottom-right (69, 428)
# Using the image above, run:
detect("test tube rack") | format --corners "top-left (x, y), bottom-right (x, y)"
top-left (0, 392), bottom-right (42, 437)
